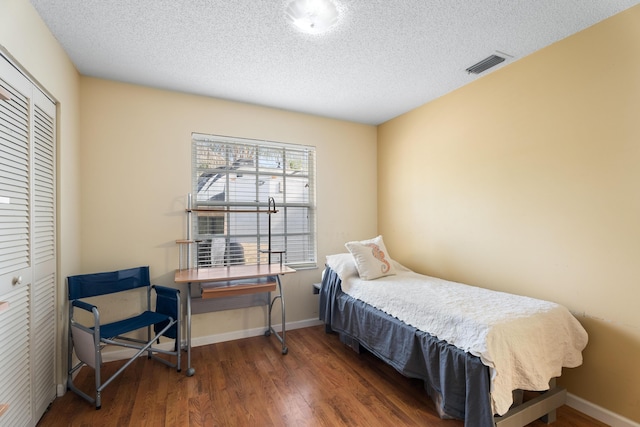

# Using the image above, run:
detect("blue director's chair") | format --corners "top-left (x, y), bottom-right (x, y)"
top-left (67, 266), bottom-right (181, 409)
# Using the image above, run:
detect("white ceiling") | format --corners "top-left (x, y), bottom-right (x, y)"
top-left (30, 0), bottom-right (640, 125)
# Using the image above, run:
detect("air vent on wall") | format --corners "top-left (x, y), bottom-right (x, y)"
top-left (465, 54), bottom-right (506, 75)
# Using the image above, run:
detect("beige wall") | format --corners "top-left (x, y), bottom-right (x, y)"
top-left (0, 0), bottom-right (82, 391)
top-left (79, 77), bottom-right (377, 338)
top-left (378, 5), bottom-right (640, 422)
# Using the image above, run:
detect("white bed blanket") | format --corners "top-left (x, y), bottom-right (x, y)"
top-left (326, 253), bottom-right (588, 416)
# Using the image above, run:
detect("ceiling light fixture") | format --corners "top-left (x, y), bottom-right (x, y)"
top-left (286, 0), bottom-right (340, 34)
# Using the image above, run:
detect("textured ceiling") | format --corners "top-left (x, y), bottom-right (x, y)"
top-left (30, 0), bottom-right (640, 125)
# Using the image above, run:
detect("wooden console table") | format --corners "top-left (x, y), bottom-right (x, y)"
top-left (174, 264), bottom-right (296, 376)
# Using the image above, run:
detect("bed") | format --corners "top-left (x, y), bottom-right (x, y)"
top-left (319, 238), bottom-right (588, 427)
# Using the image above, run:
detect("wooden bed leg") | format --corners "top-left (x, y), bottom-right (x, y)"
top-left (540, 379), bottom-right (557, 424)
top-left (494, 379), bottom-right (565, 427)
top-left (540, 408), bottom-right (557, 425)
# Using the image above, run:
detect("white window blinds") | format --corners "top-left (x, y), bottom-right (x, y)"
top-left (192, 133), bottom-right (316, 269)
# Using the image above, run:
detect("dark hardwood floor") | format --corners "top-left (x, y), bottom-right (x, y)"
top-left (38, 325), bottom-right (606, 426)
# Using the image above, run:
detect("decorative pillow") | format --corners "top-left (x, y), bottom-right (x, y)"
top-left (344, 235), bottom-right (396, 280)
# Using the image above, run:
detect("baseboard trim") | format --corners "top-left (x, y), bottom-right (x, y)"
top-left (566, 393), bottom-right (640, 427)
top-left (189, 318), bottom-right (322, 348)
top-left (99, 318), bottom-right (323, 363)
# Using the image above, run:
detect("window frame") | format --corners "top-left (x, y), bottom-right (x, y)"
top-left (191, 133), bottom-right (317, 270)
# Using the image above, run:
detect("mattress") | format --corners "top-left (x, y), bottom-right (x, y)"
top-left (325, 253), bottom-right (588, 416)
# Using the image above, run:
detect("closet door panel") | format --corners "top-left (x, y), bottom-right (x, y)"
top-left (0, 55), bottom-right (56, 427)
top-left (32, 272), bottom-right (55, 416)
top-left (33, 94), bottom-right (55, 268)
top-left (0, 286), bottom-right (31, 427)
top-left (0, 65), bottom-right (32, 293)
top-left (31, 88), bottom-right (56, 416)
top-left (0, 57), bottom-right (33, 427)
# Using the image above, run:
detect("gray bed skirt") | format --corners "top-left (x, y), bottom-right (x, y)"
top-left (319, 266), bottom-right (494, 427)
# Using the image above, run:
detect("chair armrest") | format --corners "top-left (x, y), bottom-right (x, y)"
top-left (72, 300), bottom-right (97, 312)
top-left (71, 300), bottom-right (100, 331)
top-left (152, 285), bottom-right (180, 297)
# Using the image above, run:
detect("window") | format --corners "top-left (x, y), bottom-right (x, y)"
top-left (191, 133), bottom-right (316, 269)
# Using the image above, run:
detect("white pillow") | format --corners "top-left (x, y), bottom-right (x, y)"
top-left (344, 235), bottom-right (396, 280)
top-left (326, 253), bottom-right (359, 279)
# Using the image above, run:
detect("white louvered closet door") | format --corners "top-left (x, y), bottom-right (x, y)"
top-left (0, 54), bottom-right (57, 427)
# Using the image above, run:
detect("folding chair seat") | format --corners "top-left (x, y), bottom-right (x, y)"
top-left (67, 266), bottom-right (181, 409)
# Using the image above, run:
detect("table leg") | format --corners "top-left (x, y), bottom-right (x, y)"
top-left (186, 282), bottom-right (195, 376)
top-left (279, 275), bottom-right (286, 354)
top-left (267, 275), bottom-right (288, 354)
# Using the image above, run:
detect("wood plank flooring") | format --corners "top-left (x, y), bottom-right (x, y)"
top-left (38, 325), bottom-right (606, 427)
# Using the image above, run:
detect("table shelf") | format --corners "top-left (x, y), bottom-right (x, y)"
top-left (187, 208), bottom-right (278, 214)
top-left (201, 281), bottom-right (277, 299)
